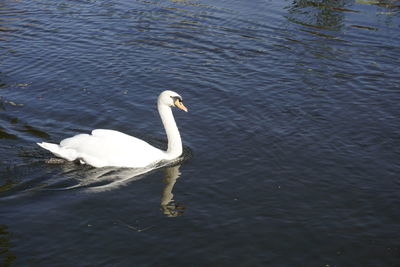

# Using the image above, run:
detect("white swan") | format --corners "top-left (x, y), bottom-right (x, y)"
top-left (37, 90), bottom-right (188, 168)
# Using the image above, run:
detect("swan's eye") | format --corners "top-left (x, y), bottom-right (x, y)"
top-left (171, 96), bottom-right (182, 103)
top-left (170, 95), bottom-right (187, 112)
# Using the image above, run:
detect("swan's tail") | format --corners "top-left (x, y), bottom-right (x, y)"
top-left (37, 142), bottom-right (60, 154)
top-left (37, 142), bottom-right (78, 161)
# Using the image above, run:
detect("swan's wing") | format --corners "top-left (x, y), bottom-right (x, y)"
top-left (91, 129), bottom-right (151, 147)
top-left (59, 129), bottom-right (164, 168)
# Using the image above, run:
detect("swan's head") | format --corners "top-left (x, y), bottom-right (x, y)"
top-left (158, 90), bottom-right (188, 112)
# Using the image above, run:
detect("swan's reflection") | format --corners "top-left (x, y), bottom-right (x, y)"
top-left (161, 165), bottom-right (185, 217)
top-left (52, 161), bottom-right (185, 216)
top-left (61, 164), bottom-right (159, 192)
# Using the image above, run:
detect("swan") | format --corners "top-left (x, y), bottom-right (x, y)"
top-left (37, 90), bottom-right (188, 168)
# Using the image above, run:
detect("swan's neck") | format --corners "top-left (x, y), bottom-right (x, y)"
top-left (158, 102), bottom-right (182, 160)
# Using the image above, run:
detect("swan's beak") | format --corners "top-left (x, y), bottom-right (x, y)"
top-left (175, 99), bottom-right (188, 112)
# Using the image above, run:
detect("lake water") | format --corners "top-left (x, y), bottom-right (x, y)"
top-left (1, 0), bottom-right (399, 266)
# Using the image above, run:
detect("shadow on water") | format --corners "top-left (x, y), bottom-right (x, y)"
top-left (284, 0), bottom-right (352, 44)
top-left (284, 0), bottom-right (400, 41)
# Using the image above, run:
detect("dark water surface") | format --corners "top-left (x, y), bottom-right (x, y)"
top-left (1, 0), bottom-right (399, 266)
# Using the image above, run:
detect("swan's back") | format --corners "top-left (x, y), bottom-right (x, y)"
top-left (44, 129), bottom-right (165, 168)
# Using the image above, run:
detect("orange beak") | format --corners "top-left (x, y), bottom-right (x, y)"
top-left (174, 99), bottom-right (188, 112)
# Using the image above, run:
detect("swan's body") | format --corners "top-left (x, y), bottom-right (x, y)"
top-left (37, 90), bottom-right (187, 168)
